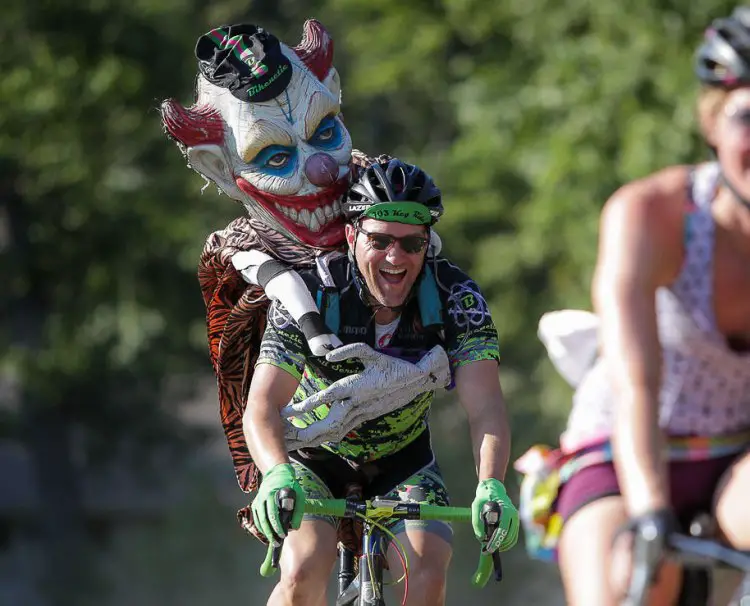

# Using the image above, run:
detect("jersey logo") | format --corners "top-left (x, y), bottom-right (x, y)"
top-left (447, 280), bottom-right (489, 328)
top-left (341, 325), bottom-right (367, 336)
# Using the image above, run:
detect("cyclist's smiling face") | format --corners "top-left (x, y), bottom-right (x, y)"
top-left (346, 218), bottom-right (428, 311)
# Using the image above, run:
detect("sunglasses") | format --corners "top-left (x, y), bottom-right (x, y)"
top-left (356, 225), bottom-right (429, 254)
top-left (725, 107), bottom-right (750, 128)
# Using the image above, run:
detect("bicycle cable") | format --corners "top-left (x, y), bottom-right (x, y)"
top-left (356, 512), bottom-right (411, 606)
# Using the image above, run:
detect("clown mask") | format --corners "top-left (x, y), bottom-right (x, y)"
top-left (161, 20), bottom-right (353, 248)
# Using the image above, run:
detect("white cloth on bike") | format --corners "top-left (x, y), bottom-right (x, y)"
top-left (537, 310), bottom-right (599, 388)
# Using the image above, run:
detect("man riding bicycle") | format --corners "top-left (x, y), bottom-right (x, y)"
top-left (243, 158), bottom-right (519, 606)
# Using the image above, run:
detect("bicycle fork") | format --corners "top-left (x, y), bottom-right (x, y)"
top-left (336, 524), bottom-right (386, 606)
top-left (359, 527), bottom-right (386, 606)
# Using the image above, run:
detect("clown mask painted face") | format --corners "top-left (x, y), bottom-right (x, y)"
top-left (162, 21), bottom-right (353, 248)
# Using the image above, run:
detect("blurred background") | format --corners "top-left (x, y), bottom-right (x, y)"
top-left (0, 0), bottom-right (738, 604)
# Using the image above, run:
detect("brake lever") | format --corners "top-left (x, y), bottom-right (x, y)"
top-left (481, 501), bottom-right (503, 582)
top-left (620, 514), bottom-right (671, 606)
top-left (271, 487), bottom-right (297, 569)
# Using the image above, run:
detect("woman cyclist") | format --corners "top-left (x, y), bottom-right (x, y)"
top-left (518, 8), bottom-right (750, 605)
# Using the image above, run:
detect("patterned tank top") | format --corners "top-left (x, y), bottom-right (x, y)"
top-left (563, 162), bottom-right (750, 452)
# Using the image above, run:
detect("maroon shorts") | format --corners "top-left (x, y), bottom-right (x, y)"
top-left (556, 455), bottom-right (740, 528)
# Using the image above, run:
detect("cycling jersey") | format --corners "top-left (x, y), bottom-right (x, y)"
top-left (256, 252), bottom-right (500, 463)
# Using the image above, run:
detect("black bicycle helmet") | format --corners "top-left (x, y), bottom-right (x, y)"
top-left (343, 159), bottom-right (443, 225)
top-left (696, 7), bottom-right (750, 87)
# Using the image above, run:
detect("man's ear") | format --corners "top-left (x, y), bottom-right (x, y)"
top-left (427, 229), bottom-right (442, 257)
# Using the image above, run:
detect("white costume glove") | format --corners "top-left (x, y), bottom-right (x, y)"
top-left (282, 343), bottom-right (451, 450)
top-left (231, 250), bottom-right (342, 356)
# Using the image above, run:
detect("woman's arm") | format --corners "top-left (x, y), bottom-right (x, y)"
top-left (593, 166), bottom-right (687, 516)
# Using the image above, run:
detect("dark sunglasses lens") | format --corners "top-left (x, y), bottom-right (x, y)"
top-left (733, 110), bottom-right (750, 127)
top-left (368, 234), bottom-right (393, 251)
top-left (400, 236), bottom-right (427, 254)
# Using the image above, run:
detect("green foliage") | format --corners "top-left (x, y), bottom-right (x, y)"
top-left (0, 0), bottom-right (741, 603)
top-left (315, 0), bottom-right (736, 451)
top-left (0, 0), bottom-right (237, 443)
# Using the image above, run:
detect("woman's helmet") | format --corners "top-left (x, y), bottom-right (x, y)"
top-left (696, 7), bottom-right (750, 87)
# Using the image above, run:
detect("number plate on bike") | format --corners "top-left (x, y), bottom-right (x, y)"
top-left (370, 498), bottom-right (421, 519)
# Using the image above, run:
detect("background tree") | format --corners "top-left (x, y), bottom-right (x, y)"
top-left (0, 0), bottom-right (737, 604)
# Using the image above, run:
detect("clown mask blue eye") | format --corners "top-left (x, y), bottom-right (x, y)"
top-left (309, 115), bottom-right (342, 149)
top-left (252, 145), bottom-right (298, 176)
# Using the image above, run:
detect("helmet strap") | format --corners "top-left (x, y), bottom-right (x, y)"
top-left (706, 145), bottom-right (750, 210)
top-left (720, 170), bottom-right (750, 211)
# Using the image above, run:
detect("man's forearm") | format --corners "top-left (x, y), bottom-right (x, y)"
top-left (243, 403), bottom-right (290, 474)
top-left (469, 411), bottom-right (511, 482)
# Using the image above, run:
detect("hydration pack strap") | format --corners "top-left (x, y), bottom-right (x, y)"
top-left (315, 288), bottom-right (341, 335)
top-left (314, 260), bottom-right (443, 336)
top-left (418, 264), bottom-right (443, 329)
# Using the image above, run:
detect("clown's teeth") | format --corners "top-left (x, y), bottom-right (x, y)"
top-left (274, 202), bottom-right (340, 230)
top-left (309, 213), bottom-right (321, 232)
top-left (298, 208), bottom-right (311, 228)
top-left (277, 204), bottom-right (296, 221)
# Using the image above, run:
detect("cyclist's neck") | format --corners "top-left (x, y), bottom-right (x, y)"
top-left (373, 307), bottom-right (401, 325)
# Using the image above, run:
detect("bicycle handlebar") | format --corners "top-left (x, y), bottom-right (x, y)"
top-left (260, 497), bottom-right (501, 588)
top-left (623, 532), bottom-right (750, 606)
top-left (666, 534), bottom-right (750, 570)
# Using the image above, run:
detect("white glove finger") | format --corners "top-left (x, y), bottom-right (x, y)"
top-left (415, 345), bottom-right (447, 368)
top-left (415, 345), bottom-right (451, 388)
top-left (290, 403), bottom-right (350, 445)
top-left (281, 386), bottom-right (352, 418)
top-left (280, 396), bottom-right (322, 419)
top-left (325, 342), bottom-right (379, 363)
top-left (299, 373), bottom-right (362, 411)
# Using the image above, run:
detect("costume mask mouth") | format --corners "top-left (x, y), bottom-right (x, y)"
top-left (236, 176), bottom-right (349, 247)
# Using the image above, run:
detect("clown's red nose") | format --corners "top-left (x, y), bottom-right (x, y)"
top-left (305, 153), bottom-right (338, 187)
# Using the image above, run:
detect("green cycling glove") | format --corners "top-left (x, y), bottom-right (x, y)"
top-left (471, 478), bottom-right (519, 553)
top-left (251, 463), bottom-right (305, 545)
